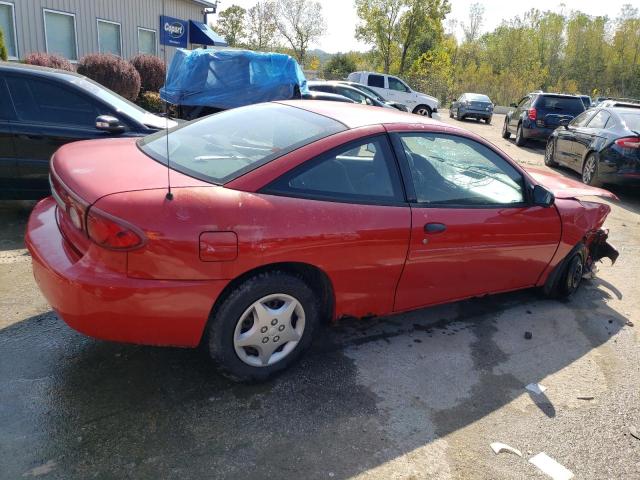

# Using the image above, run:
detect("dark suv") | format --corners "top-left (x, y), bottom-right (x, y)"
top-left (502, 93), bottom-right (585, 147)
top-left (0, 63), bottom-right (175, 199)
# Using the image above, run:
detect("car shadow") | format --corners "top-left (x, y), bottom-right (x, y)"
top-left (0, 280), bottom-right (628, 479)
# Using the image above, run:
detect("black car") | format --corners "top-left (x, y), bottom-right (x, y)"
top-left (334, 81), bottom-right (409, 111)
top-left (0, 63), bottom-right (175, 199)
top-left (545, 106), bottom-right (640, 186)
top-left (300, 90), bottom-right (355, 103)
top-left (502, 93), bottom-right (585, 147)
top-left (449, 93), bottom-right (494, 123)
top-left (308, 81), bottom-right (393, 109)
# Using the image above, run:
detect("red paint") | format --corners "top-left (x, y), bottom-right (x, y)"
top-left (25, 103), bottom-right (617, 348)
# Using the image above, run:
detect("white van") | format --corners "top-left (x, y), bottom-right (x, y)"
top-left (347, 71), bottom-right (439, 117)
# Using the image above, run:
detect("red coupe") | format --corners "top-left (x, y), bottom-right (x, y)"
top-left (26, 101), bottom-right (619, 381)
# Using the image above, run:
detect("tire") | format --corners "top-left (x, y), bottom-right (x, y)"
top-left (501, 119), bottom-right (511, 139)
top-left (206, 271), bottom-right (320, 382)
top-left (449, 108), bottom-right (453, 118)
top-left (515, 123), bottom-right (526, 146)
top-left (544, 140), bottom-right (558, 167)
top-left (414, 105), bottom-right (432, 117)
top-left (582, 153), bottom-right (602, 187)
top-left (485, 117), bottom-right (492, 125)
top-left (556, 253), bottom-right (585, 298)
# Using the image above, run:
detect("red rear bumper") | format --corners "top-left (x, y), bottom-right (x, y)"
top-left (25, 197), bottom-right (227, 347)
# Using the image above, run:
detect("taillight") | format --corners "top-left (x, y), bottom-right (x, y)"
top-left (528, 108), bottom-right (537, 121)
top-left (615, 137), bottom-right (640, 149)
top-left (86, 207), bottom-right (145, 250)
top-left (50, 174), bottom-right (87, 231)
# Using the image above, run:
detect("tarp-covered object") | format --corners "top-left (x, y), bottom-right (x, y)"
top-left (160, 49), bottom-right (309, 109)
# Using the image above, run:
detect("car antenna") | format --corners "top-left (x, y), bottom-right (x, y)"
top-left (162, 0), bottom-right (173, 201)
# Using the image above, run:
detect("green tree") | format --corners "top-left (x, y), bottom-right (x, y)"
top-left (0, 29), bottom-right (7, 61)
top-left (355, 0), bottom-right (403, 73)
top-left (276, 0), bottom-right (326, 66)
top-left (215, 5), bottom-right (247, 47)
top-left (323, 53), bottom-right (358, 79)
top-left (246, 1), bottom-right (278, 50)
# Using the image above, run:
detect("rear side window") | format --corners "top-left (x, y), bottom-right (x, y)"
top-left (139, 103), bottom-right (346, 184)
top-left (570, 111), bottom-right (593, 127)
top-left (388, 77), bottom-right (409, 92)
top-left (264, 136), bottom-right (404, 204)
top-left (586, 111), bottom-right (610, 129)
top-left (367, 74), bottom-right (385, 88)
top-left (536, 95), bottom-right (585, 113)
top-left (619, 112), bottom-right (640, 131)
top-left (6, 76), bottom-right (99, 126)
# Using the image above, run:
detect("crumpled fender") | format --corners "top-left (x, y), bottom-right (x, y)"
top-left (526, 167), bottom-right (619, 200)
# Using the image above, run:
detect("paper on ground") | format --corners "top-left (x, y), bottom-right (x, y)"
top-left (525, 383), bottom-right (547, 395)
top-left (529, 452), bottom-right (574, 480)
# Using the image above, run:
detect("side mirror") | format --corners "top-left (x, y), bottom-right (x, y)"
top-left (532, 184), bottom-right (555, 207)
top-left (96, 115), bottom-right (125, 134)
top-left (559, 118), bottom-right (570, 129)
top-left (510, 103), bottom-right (518, 108)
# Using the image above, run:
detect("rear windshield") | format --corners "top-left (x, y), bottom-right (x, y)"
top-left (467, 94), bottom-right (491, 102)
top-left (536, 95), bottom-right (585, 113)
top-left (619, 112), bottom-right (640, 131)
top-left (138, 103), bottom-right (346, 184)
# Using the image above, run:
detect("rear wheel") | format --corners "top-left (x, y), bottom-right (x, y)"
top-left (485, 117), bottom-right (492, 125)
top-left (582, 153), bottom-right (602, 187)
top-left (558, 253), bottom-right (585, 297)
top-left (207, 271), bottom-right (320, 382)
top-left (449, 108), bottom-right (453, 118)
top-left (544, 140), bottom-right (558, 167)
top-left (515, 123), bottom-right (526, 146)
top-left (414, 105), bottom-right (433, 117)
top-left (502, 119), bottom-right (511, 139)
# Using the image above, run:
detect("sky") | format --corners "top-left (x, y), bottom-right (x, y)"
top-left (215, 0), bottom-right (633, 53)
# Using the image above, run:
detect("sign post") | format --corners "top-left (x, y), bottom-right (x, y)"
top-left (160, 15), bottom-right (188, 48)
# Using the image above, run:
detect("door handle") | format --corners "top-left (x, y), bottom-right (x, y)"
top-left (424, 223), bottom-right (447, 233)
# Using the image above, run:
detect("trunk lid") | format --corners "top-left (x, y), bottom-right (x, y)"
top-left (526, 167), bottom-right (618, 200)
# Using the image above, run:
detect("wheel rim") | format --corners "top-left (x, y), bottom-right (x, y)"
top-left (583, 157), bottom-right (596, 184)
top-left (233, 293), bottom-right (306, 367)
top-left (516, 126), bottom-right (522, 142)
top-left (416, 107), bottom-right (430, 116)
top-left (545, 141), bottom-right (554, 163)
top-left (567, 258), bottom-right (583, 292)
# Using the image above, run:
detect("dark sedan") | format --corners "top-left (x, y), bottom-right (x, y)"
top-left (545, 106), bottom-right (640, 186)
top-left (0, 63), bottom-right (176, 200)
top-left (308, 81), bottom-right (393, 109)
top-left (335, 81), bottom-right (409, 111)
top-left (450, 93), bottom-right (494, 123)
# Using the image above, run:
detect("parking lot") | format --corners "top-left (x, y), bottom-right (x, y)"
top-left (1, 112), bottom-right (639, 479)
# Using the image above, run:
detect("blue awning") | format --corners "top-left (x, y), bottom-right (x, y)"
top-left (189, 20), bottom-right (228, 46)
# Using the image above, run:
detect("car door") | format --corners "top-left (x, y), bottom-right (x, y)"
top-left (453, 95), bottom-right (464, 115)
top-left (554, 110), bottom-right (593, 168)
top-left (0, 76), bottom-right (17, 197)
top-left (387, 76), bottom-right (413, 109)
top-left (390, 131), bottom-right (561, 311)
top-left (262, 134), bottom-right (411, 317)
top-left (5, 74), bottom-right (119, 196)
top-left (575, 110), bottom-right (610, 162)
top-left (509, 96), bottom-right (530, 130)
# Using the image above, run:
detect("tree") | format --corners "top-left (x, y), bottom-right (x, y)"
top-left (0, 29), bottom-right (7, 61)
top-left (214, 5), bottom-right (247, 47)
top-left (323, 53), bottom-right (358, 79)
top-left (246, 1), bottom-right (278, 50)
top-left (462, 3), bottom-right (484, 43)
top-left (355, 0), bottom-right (403, 73)
top-left (276, 0), bottom-right (326, 66)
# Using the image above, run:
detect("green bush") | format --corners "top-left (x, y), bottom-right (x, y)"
top-left (136, 91), bottom-right (164, 113)
top-left (77, 54), bottom-right (141, 101)
top-left (0, 30), bottom-right (7, 61)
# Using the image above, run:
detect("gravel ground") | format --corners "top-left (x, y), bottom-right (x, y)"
top-left (0, 112), bottom-right (638, 479)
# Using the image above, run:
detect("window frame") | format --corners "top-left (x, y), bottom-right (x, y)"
top-left (137, 26), bottom-right (158, 55)
top-left (367, 74), bottom-right (385, 89)
top-left (97, 18), bottom-right (123, 56)
top-left (389, 131), bottom-right (532, 209)
top-left (261, 134), bottom-right (408, 207)
top-left (43, 8), bottom-right (79, 62)
top-left (0, 1), bottom-right (18, 60)
top-left (388, 76), bottom-right (410, 93)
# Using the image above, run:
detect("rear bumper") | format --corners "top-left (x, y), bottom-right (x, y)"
top-left (460, 108), bottom-right (492, 118)
top-left (523, 125), bottom-right (555, 140)
top-left (25, 197), bottom-right (228, 347)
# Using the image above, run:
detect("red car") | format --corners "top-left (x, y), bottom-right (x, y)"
top-left (26, 101), bottom-right (619, 381)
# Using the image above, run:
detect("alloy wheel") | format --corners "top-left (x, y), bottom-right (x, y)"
top-left (582, 156), bottom-right (597, 184)
top-left (233, 293), bottom-right (306, 367)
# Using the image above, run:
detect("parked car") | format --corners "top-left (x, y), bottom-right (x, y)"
top-left (335, 80), bottom-right (409, 111)
top-left (579, 95), bottom-right (592, 109)
top-left (347, 71), bottom-right (438, 116)
top-left (0, 62), bottom-right (176, 200)
top-left (27, 101), bottom-right (618, 382)
top-left (308, 81), bottom-right (392, 108)
top-left (596, 99), bottom-right (640, 109)
top-left (300, 90), bottom-right (355, 103)
top-left (449, 93), bottom-right (494, 123)
top-left (502, 93), bottom-right (585, 147)
top-left (545, 105), bottom-right (640, 186)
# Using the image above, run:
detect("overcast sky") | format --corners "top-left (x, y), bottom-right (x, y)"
top-left (218, 0), bottom-right (633, 53)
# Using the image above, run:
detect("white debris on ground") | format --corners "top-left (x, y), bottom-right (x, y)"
top-left (529, 452), bottom-right (574, 480)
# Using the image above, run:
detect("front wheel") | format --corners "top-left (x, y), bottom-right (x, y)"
top-left (582, 154), bottom-right (602, 187)
top-left (414, 105), bottom-right (433, 117)
top-left (502, 119), bottom-right (511, 139)
top-left (449, 108), bottom-right (454, 118)
top-left (207, 271), bottom-right (320, 382)
top-left (544, 140), bottom-right (558, 166)
top-left (485, 117), bottom-right (492, 125)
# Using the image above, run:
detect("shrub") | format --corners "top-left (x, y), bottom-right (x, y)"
top-left (23, 52), bottom-right (73, 71)
top-left (77, 54), bottom-right (141, 101)
top-left (0, 30), bottom-right (8, 61)
top-left (136, 91), bottom-right (165, 113)
top-left (130, 54), bottom-right (166, 92)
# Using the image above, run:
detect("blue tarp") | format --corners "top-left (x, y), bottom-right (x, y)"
top-left (160, 49), bottom-right (309, 109)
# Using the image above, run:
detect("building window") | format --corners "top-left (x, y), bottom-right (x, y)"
top-left (43, 9), bottom-right (78, 61)
top-left (137, 27), bottom-right (157, 55)
top-left (97, 19), bottom-right (122, 56)
top-left (0, 1), bottom-right (18, 59)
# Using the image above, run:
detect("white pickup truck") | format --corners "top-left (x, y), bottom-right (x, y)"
top-left (347, 71), bottom-right (439, 117)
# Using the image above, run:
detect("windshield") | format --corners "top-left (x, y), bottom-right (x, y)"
top-left (619, 112), bottom-right (640, 131)
top-left (138, 103), bottom-right (346, 184)
top-left (467, 94), bottom-right (491, 102)
top-left (351, 84), bottom-right (386, 102)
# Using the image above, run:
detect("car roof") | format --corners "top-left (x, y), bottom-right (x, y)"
top-left (0, 61), bottom-right (83, 82)
top-left (277, 100), bottom-right (434, 129)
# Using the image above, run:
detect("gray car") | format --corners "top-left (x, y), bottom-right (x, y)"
top-left (450, 93), bottom-right (494, 123)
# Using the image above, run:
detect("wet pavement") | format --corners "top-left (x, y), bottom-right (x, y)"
top-left (1, 114), bottom-right (639, 479)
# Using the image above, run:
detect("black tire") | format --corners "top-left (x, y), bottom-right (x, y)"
top-left (544, 139), bottom-right (558, 167)
top-left (582, 153), bottom-right (602, 187)
top-left (556, 253), bottom-right (585, 298)
top-left (206, 271), bottom-right (320, 382)
top-left (449, 108), bottom-right (453, 118)
top-left (414, 105), bottom-right (432, 117)
top-left (485, 117), bottom-right (492, 125)
top-left (502, 119), bottom-right (511, 139)
top-left (515, 123), bottom-right (526, 146)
